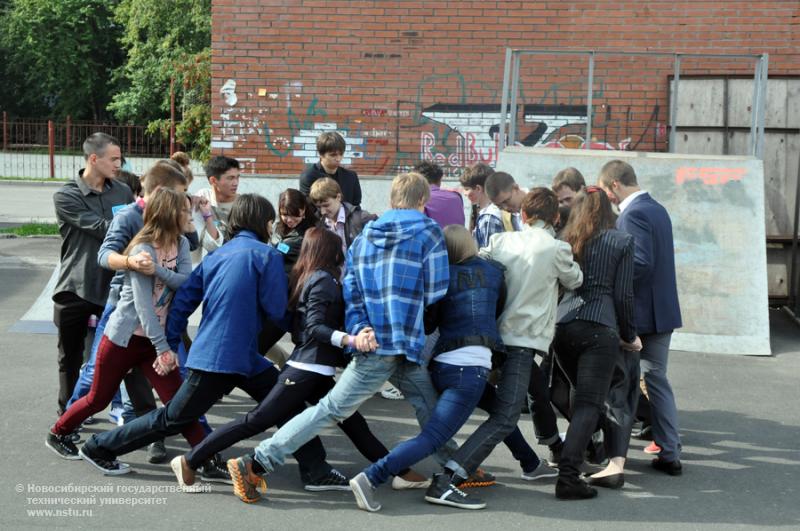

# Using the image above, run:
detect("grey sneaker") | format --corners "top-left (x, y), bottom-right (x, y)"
top-left (425, 473), bottom-right (486, 510)
top-left (147, 440), bottom-right (167, 464)
top-left (305, 468), bottom-right (350, 491)
top-left (350, 472), bottom-right (381, 512)
top-left (45, 431), bottom-right (81, 460)
top-left (521, 461), bottom-right (559, 481)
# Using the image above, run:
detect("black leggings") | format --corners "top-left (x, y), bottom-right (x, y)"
top-left (185, 365), bottom-right (408, 475)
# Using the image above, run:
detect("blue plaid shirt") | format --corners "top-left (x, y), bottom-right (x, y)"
top-left (343, 209), bottom-right (449, 364)
top-left (474, 205), bottom-right (506, 249)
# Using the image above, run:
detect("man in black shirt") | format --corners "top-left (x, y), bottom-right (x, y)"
top-left (299, 131), bottom-right (362, 206)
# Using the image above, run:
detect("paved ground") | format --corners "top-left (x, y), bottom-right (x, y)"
top-left (1, 238), bottom-right (799, 530)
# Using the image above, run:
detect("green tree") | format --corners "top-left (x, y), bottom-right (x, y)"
top-left (0, 0), bottom-right (123, 119)
top-left (110, 0), bottom-right (211, 160)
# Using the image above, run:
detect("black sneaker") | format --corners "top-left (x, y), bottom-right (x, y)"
top-left (68, 431), bottom-right (81, 444)
top-left (79, 445), bottom-right (130, 476)
top-left (200, 453), bottom-right (233, 484)
top-left (425, 473), bottom-right (486, 510)
top-left (45, 431), bottom-right (81, 460)
top-left (305, 468), bottom-right (350, 492)
top-left (146, 440), bottom-right (167, 464)
top-left (548, 440), bottom-right (564, 468)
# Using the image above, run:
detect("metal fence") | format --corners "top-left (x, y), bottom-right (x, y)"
top-left (0, 113), bottom-right (181, 179)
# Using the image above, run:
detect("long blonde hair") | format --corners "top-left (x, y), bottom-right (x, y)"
top-left (443, 225), bottom-right (478, 264)
top-left (125, 188), bottom-right (184, 254)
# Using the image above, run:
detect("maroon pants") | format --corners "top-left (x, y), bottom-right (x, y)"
top-left (53, 335), bottom-right (205, 447)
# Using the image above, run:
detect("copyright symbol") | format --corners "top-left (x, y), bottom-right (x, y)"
top-left (15, 484), bottom-right (23, 493)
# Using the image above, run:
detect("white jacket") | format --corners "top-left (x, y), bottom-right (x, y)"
top-left (480, 220), bottom-right (582, 351)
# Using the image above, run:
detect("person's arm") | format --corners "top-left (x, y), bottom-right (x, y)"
top-left (476, 214), bottom-right (505, 249)
top-left (614, 236), bottom-right (637, 343)
top-left (128, 245), bottom-right (171, 354)
top-left (343, 245), bottom-right (370, 334)
top-left (97, 210), bottom-right (154, 274)
top-left (555, 240), bottom-right (583, 290)
top-left (477, 231), bottom-right (497, 260)
top-left (258, 250), bottom-right (289, 325)
top-left (53, 189), bottom-right (109, 241)
top-left (194, 202), bottom-right (223, 252)
top-left (423, 299), bottom-right (443, 335)
top-left (304, 274), bottom-right (352, 348)
top-left (350, 170), bottom-right (362, 206)
top-left (298, 165), bottom-right (315, 196)
top-left (153, 237), bottom-right (192, 290)
top-left (165, 263), bottom-right (205, 352)
top-left (422, 228), bottom-right (450, 306)
top-left (619, 209), bottom-right (655, 282)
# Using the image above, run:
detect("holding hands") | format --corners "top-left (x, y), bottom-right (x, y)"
top-left (153, 350), bottom-right (179, 376)
top-left (620, 336), bottom-right (643, 352)
top-left (347, 327), bottom-right (379, 352)
top-left (127, 250), bottom-right (155, 275)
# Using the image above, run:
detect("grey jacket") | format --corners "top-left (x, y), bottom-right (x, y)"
top-left (104, 238), bottom-right (191, 353)
top-left (53, 171), bottom-right (134, 305)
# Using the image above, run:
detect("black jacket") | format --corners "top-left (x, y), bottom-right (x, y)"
top-left (299, 163), bottom-right (362, 206)
top-left (341, 202), bottom-right (377, 248)
top-left (288, 270), bottom-right (348, 368)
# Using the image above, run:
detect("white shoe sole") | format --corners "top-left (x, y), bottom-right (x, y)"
top-left (78, 447), bottom-right (131, 476)
top-left (424, 494), bottom-right (486, 510)
top-left (45, 440), bottom-right (81, 461)
top-left (170, 456), bottom-right (206, 493)
top-left (521, 471), bottom-right (559, 481)
top-left (349, 476), bottom-right (381, 512)
top-left (304, 484), bottom-right (351, 492)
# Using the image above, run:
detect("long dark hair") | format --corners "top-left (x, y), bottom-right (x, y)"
top-left (276, 188), bottom-right (319, 238)
top-left (560, 186), bottom-right (617, 266)
top-left (227, 193), bottom-right (276, 243)
top-left (288, 227), bottom-right (345, 309)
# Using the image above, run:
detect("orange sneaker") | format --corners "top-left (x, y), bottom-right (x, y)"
top-left (643, 441), bottom-right (662, 455)
top-left (227, 455), bottom-right (267, 503)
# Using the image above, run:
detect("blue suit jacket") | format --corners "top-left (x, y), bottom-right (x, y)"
top-left (616, 192), bottom-right (682, 335)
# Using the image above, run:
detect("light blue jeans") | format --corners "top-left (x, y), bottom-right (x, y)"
top-left (254, 353), bottom-right (411, 474)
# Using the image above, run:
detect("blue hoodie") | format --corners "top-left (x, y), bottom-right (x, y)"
top-left (343, 209), bottom-right (449, 364)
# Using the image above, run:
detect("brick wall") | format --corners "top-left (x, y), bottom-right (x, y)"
top-left (211, 0), bottom-right (799, 177)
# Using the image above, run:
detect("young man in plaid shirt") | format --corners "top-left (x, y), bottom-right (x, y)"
top-left (227, 172), bottom-right (451, 505)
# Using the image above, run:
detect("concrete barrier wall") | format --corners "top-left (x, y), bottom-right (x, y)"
top-left (496, 147), bottom-right (770, 356)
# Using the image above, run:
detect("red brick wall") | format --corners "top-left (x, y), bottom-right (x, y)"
top-left (211, 0), bottom-right (799, 176)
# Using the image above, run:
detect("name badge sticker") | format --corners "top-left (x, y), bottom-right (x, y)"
top-left (276, 242), bottom-right (290, 254)
top-left (111, 204), bottom-right (126, 216)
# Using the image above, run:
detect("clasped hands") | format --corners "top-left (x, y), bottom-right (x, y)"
top-left (350, 327), bottom-right (379, 352)
top-left (153, 350), bottom-right (179, 376)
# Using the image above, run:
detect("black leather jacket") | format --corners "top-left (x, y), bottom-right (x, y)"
top-left (288, 270), bottom-right (348, 368)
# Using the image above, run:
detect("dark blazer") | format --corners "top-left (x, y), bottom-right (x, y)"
top-left (299, 163), bottom-right (362, 206)
top-left (289, 270), bottom-right (348, 368)
top-left (616, 192), bottom-right (682, 335)
top-left (558, 229), bottom-right (636, 342)
top-left (341, 202), bottom-right (377, 248)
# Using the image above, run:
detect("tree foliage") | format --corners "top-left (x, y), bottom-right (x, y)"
top-left (110, 0), bottom-right (211, 159)
top-left (0, 0), bottom-right (124, 119)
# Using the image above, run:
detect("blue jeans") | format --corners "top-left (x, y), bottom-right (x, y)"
top-left (364, 361), bottom-right (489, 487)
top-left (445, 346), bottom-right (535, 478)
top-left (67, 304), bottom-right (122, 410)
top-left (254, 353), bottom-right (409, 474)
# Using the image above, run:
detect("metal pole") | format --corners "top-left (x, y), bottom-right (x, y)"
top-left (585, 52), bottom-right (595, 149)
top-left (756, 54), bottom-right (769, 159)
top-left (48, 120), bottom-right (55, 179)
top-left (750, 58), bottom-right (761, 156)
top-left (668, 54), bottom-right (681, 153)
top-left (789, 148), bottom-right (800, 315)
top-left (499, 48), bottom-right (513, 152)
top-left (2, 111), bottom-right (6, 151)
top-left (170, 77), bottom-right (176, 156)
top-left (509, 53), bottom-right (521, 147)
top-left (66, 115), bottom-right (71, 150)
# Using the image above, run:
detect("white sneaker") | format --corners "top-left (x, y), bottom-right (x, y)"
top-left (170, 456), bottom-right (206, 493)
top-left (391, 475), bottom-right (432, 490)
top-left (380, 385), bottom-right (404, 400)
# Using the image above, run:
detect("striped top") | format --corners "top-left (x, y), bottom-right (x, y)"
top-left (557, 229), bottom-right (636, 342)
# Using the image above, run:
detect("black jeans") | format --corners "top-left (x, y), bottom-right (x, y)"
top-left (553, 320), bottom-right (619, 481)
top-left (53, 292), bottom-right (103, 413)
top-left (527, 354), bottom-right (561, 446)
top-left (85, 367), bottom-right (331, 482)
top-left (184, 365), bottom-right (406, 476)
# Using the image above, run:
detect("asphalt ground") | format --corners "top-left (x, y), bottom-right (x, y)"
top-left (0, 237), bottom-right (798, 530)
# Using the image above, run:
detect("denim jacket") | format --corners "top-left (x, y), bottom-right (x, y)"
top-left (425, 256), bottom-right (506, 357)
